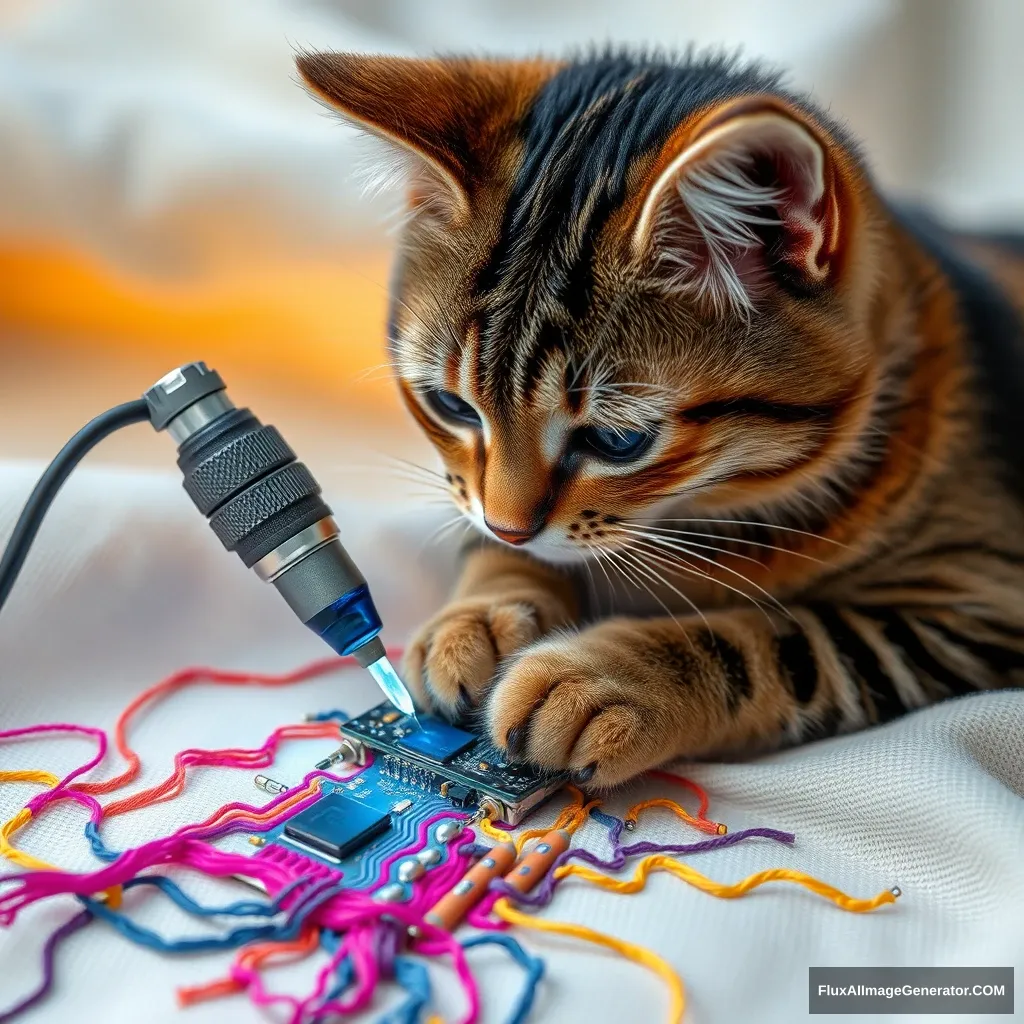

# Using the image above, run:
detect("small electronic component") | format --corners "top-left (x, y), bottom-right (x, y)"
top-left (375, 883), bottom-right (405, 903)
top-left (399, 719), bottom-right (476, 763)
top-left (424, 842), bottom-right (518, 930)
top-left (254, 775), bottom-right (288, 794)
top-left (501, 829), bottom-right (571, 894)
top-left (441, 783), bottom-right (475, 808)
top-left (390, 799), bottom-right (413, 814)
top-left (281, 792), bottom-right (391, 861)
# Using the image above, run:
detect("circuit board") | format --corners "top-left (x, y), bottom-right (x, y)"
top-left (253, 761), bottom-right (461, 898)
top-left (250, 705), bottom-right (564, 897)
top-left (340, 703), bottom-right (565, 825)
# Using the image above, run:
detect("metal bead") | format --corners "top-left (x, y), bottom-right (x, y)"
top-left (416, 847), bottom-right (442, 867)
top-left (434, 821), bottom-right (463, 844)
top-left (374, 883), bottom-right (405, 902)
top-left (397, 859), bottom-right (425, 883)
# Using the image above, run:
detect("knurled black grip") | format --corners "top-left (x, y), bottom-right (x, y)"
top-left (209, 463), bottom-right (321, 551)
top-left (183, 425), bottom-right (295, 515)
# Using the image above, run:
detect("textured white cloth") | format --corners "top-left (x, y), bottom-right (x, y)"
top-left (0, 460), bottom-right (1022, 1024)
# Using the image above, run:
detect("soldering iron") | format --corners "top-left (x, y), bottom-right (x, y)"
top-left (0, 361), bottom-right (416, 717)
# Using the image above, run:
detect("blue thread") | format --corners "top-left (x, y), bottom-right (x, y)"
top-left (123, 874), bottom-right (307, 919)
top-left (377, 956), bottom-right (432, 1024)
top-left (307, 709), bottom-right (349, 723)
top-left (462, 933), bottom-right (545, 1024)
top-left (314, 932), bottom-right (354, 1020)
top-left (78, 876), bottom-right (349, 954)
top-left (589, 807), bottom-right (623, 832)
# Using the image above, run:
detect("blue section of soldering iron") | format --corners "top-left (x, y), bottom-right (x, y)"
top-left (304, 583), bottom-right (383, 657)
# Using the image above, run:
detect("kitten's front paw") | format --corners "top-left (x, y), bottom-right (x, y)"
top-left (403, 596), bottom-right (545, 719)
top-left (486, 631), bottom-right (674, 788)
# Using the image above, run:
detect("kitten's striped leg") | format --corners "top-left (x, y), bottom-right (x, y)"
top-left (484, 603), bottom-right (1022, 787)
top-left (403, 545), bottom-right (579, 718)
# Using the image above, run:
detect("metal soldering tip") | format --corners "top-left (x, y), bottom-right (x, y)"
top-left (365, 655), bottom-right (418, 719)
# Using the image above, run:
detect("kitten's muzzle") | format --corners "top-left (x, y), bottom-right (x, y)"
top-left (484, 520), bottom-right (539, 546)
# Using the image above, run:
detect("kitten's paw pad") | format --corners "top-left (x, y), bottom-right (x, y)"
top-left (486, 641), bottom-right (649, 788)
top-left (402, 597), bottom-right (542, 717)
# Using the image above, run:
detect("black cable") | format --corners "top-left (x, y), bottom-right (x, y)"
top-left (0, 399), bottom-right (151, 614)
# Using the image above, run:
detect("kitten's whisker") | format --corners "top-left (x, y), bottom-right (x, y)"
top-left (617, 525), bottom-right (763, 566)
top-left (622, 521), bottom-right (827, 564)
top-left (607, 546), bottom-right (706, 648)
top-left (600, 545), bottom-right (696, 648)
top-left (633, 516), bottom-right (850, 548)
top-left (353, 360), bottom-right (401, 383)
top-left (626, 535), bottom-right (787, 628)
top-left (383, 456), bottom-right (448, 481)
top-left (627, 537), bottom-right (770, 617)
top-left (588, 544), bottom-right (618, 605)
top-left (421, 515), bottom-right (467, 550)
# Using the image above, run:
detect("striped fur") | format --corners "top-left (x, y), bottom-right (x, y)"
top-left (299, 49), bottom-right (1024, 787)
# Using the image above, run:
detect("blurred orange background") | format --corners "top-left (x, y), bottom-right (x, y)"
top-left (0, 243), bottom-right (429, 477)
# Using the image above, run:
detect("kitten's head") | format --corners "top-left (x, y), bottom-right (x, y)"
top-left (299, 50), bottom-right (886, 563)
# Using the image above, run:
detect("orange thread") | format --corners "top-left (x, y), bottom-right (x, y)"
top-left (100, 722), bottom-right (341, 818)
top-left (647, 770), bottom-right (726, 835)
top-left (75, 657), bottom-right (345, 797)
top-left (177, 926), bottom-right (322, 1006)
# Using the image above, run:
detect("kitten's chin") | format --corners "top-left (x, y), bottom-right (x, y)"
top-left (517, 538), bottom-right (602, 566)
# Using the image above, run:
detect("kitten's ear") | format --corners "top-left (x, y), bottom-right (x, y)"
top-left (296, 52), bottom-right (552, 225)
top-left (630, 98), bottom-right (848, 313)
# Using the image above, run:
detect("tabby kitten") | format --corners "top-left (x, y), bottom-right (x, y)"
top-left (299, 50), bottom-right (1024, 787)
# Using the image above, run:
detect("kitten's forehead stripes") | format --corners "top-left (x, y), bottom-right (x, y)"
top-left (469, 51), bottom-right (850, 414)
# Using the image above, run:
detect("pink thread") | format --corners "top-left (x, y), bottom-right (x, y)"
top-left (0, 723), bottom-right (108, 813)
top-left (465, 890), bottom-right (508, 931)
top-left (1, 655), bottom-right (496, 1023)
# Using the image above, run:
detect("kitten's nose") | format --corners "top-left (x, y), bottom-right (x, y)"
top-left (485, 520), bottom-right (537, 546)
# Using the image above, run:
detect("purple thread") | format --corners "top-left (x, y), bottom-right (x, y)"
top-left (492, 826), bottom-right (796, 908)
top-left (0, 908), bottom-right (92, 1023)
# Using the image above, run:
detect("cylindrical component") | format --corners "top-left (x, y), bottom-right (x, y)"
top-left (254, 775), bottom-right (287, 795)
top-left (501, 829), bottom-right (571, 894)
top-left (424, 842), bottom-right (517, 930)
top-left (143, 362), bottom-right (386, 662)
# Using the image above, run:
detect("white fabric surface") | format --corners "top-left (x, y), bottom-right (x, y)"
top-left (1, 459), bottom-right (1023, 1024)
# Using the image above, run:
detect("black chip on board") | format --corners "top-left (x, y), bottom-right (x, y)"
top-left (282, 792), bottom-right (391, 859)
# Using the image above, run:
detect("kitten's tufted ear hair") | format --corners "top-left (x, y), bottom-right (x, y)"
top-left (296, 52), bottom-right (555, 225)
top-left (630, 98), bottom-right (848, 314)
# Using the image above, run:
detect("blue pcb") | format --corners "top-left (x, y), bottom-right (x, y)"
top-left (256, 760), bottom-right (463, 897)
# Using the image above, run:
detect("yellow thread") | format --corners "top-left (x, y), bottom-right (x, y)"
top-left (0, 769), bottom-right (61, 787)
top-left (1, 787), bottom-right (123, 906)
top-left (494, 897), bottom-right (685, 1023)
top-left (480, 785), bottom-right (600, 854)
top-left (555, 855), bottom-right (900, 913)
top-left (0, 807), bottom-right (56, 872)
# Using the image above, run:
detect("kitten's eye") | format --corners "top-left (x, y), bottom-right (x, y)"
top-left (580, 426), bottom-right (656, 462)
top-left (425, 389), bottom-right (482, 427)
